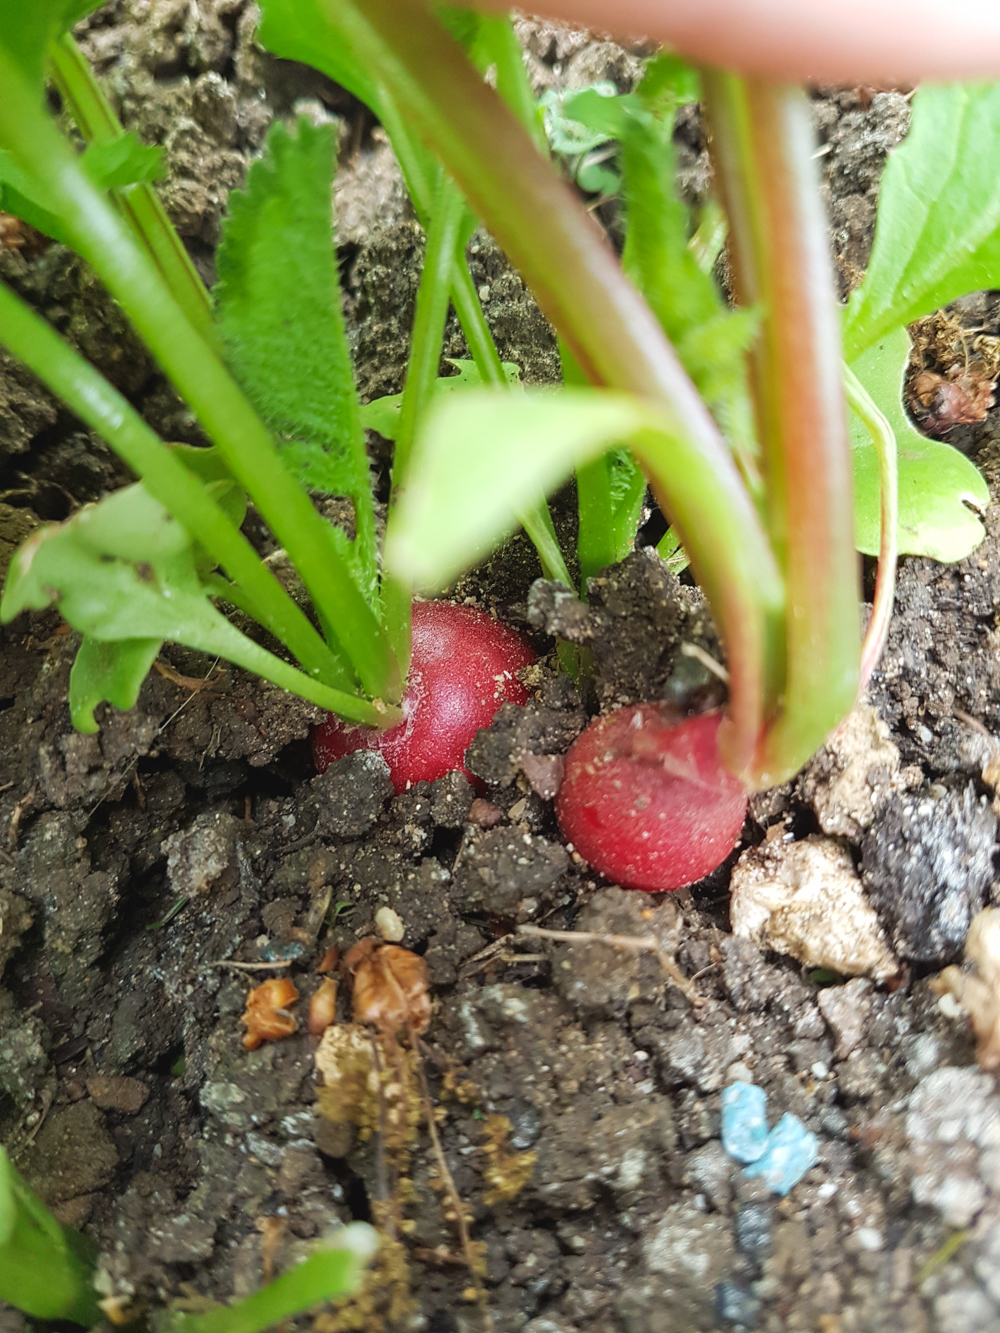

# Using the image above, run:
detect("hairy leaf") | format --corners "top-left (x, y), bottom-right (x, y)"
top-left (845, 83), bottom-right (1000, 359)
top-left (70, 636), bottom-right (162, 733)
top-left (849, 326), bottom-right (989, 561)
top-left (1, 486), bottom-right (382, 725)
top-left (360, 358), bottom-right (521, 439)
top-left (215, 117), bottom-right (375, 586)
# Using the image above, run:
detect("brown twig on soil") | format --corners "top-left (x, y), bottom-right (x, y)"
top-left (8, 785), bottom-right (36, 851)
top-left (412, 1033), bottom-right (491, 1333)
top-left (680, 641), bottom-right (730, 683)
top-left (518, 923), bottom-right (703, 1005)
top-left (153, 658), bottom-right (228, 692)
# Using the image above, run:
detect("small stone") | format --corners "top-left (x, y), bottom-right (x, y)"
top-left (730, 836), bottom-right (900, 981)
top-left (374, 906), bottom-right (405, 942)
top-left (817, 978), bottom-right (873, 1059)
top-left (861, 785), bottom-right (997, 963)
top-left (715, 1280), bottom-right (761, 1327)
top-left (86, 1076), bottom-right (150, 1114)
top-left (721, 1081), bottom-right (769, 1164)
top-left (743, 1113), bottom-right (819, 1196)
top-left (161, 812), bottom-right (243, 896)
top-left (734, 1201), bottom-right (774, 1270)
top-left (798, 703), bottom-right (902, 839)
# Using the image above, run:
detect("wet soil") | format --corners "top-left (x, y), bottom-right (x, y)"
top-left (2, 7), bottom-right (1000, 1333)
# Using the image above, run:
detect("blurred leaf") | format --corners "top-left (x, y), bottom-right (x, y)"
top-left (70, 635), bottom-right (162, 732)
top-left (620, 102), bottom-right (757, 465)
top-left (256, 0), bottom-right (381, 109)
top-left (0, 1146), bottom-right (99, 1325)
top-left (385, 387), bottom-right (657, 589)
top-left (845, 82), bottom-right (1000, 359)
top-left (0, 148), bottom-right (68, 241)
top-left (1, 0), bottom-right (104, 82)
top-left (849, 325), bottom-right (989, 560)
top-left (81, 132), bottom-right (164, 188)
top-left (360, 358), bottom-right (521, 439)
top-left (215, 117), bottom-right (374, 578)
top-left (541, 82), bottom-right (623, 155)
top-left (158, 1224), bottom-right (378, 1333)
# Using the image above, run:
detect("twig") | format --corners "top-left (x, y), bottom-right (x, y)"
top-left (680, 641), bottom-right (730, 683)
top-left (412, 1034), bottom-right (492, 1333)
top-left (517, 923), bottom-right (703, 1005)
top-left (206, 959), bottom-right (296, 971)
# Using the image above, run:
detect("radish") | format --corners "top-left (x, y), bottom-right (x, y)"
top-left (555, 705), bottom-right (747, 891)
top-left (312, 600), bottom-right (535, 792)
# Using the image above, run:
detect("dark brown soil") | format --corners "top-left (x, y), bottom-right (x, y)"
top-left (2, 8), bottom-right (1000, 1333)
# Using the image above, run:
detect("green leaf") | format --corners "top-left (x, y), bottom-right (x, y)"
top-left (360, 358), bottom-right (521, 439)
top-left (215, 117), bottom-right (375, 587)
top-left (844, 83), bottom-right (1000, 360)
top-left (849, 326), bottom-right (989, 561)
top-left (81, 132), bottom-right (164, 189)
top-left (70, 635), bottom-right (162, 732)
top-left (385, 387), bottom-right (659, 589)
top-left (0, 148), bottom-right (69, 241)
top-left (256, 0), bottom-right (382, 110)
top-left (619, 103), bottom-right (757, 466)
top-left (1, 0), bottom-right (104, 82)
top-left (0, 1147), bottom-right (100, 1325)
top-left (1, 485), bottom-right (387, 726)
top-left (541, 82), bottom-right (623, 156)
top-left (0, 132), bottom-right (163, 243)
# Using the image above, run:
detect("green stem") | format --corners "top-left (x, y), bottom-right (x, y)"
top-left (322, 0), bottom-right (782, 777)
top-left (384, 167), bottom-right (468, 672)
top-left (844, 364), bottom-right (898, 692)
top-left (703, 73), bottom-right (859, 784)
top-left (0, 276), bottom-right (354, 692)
top-left (48, 33), bottom-right (219, 351)
top-left (473, 16), bottom-right (547, 153)
top-left (393, 170), bottom-right (466, 491)
top-left (0, 50), bottom-right (398, 703)
top-left (449, 265), bottom-right (574, 588)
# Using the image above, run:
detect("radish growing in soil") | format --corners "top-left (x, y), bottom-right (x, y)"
top-left (312, 600), bottom-right (535, 791)
top-left (556, 706), bottom-right (748, 891)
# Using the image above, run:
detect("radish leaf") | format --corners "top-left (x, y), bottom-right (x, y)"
top-left (849, 326), bottom-right (989, 561)
top-left (215, 118), bottom-right (376, 591)
top-left (845, 83), bottom-right (1000, 359)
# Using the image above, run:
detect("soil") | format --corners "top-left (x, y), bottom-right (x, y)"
top-left (2, 8), bottom-right (1000, 1333)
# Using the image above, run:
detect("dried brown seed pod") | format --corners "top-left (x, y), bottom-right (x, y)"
top-left (308, 976), bottom-right (339, 1036)
top-left (241, 977), bottom-right (300, 1050)
top-left (344, 938), bottom-right (432, 1035)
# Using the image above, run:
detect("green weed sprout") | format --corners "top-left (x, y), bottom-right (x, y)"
top-left (0, 0), bottom-right (995, 791)
top-left (0, 1147), bottom-right (377, 1332)
top-left (157, 1223), bottom-right (378, 1333)
top-left (0, 1145), bottom-right (101, 1326)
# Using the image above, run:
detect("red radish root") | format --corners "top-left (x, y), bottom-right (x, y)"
top-left (555, 706), bottom-right (747, 891)
top-left (312, 600), bottom-right (535, 792)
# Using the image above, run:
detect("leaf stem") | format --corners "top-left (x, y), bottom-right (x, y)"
top-left (47, 33), bottom-right (219, 351)
top-left (703, 73), bottom-right (859, 783)
top-left (0, 276), bottom-right (354, 693)
top-left (0, 51), bottom-right (398, 702)
top-left (321, 0), bottom-right (783, 777)
top-left (844, 363), bottom-right (898, 692)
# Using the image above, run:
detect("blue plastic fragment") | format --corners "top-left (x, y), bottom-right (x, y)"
top-left (744, 1112), bottom-right (819, 1196)
top-left (720, 1082), bottom-right (769, 1164)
